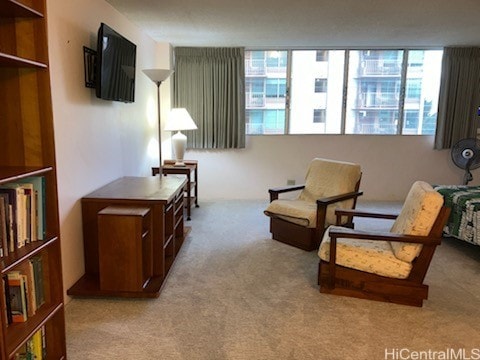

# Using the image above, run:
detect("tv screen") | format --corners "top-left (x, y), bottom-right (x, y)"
top-left (96, 23), bottom-right (137, 103)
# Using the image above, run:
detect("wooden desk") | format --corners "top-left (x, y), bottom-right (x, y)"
top-left (152, 160), bottom-right (199, 220)
top-left (67, 176), bottom-right (187, 298)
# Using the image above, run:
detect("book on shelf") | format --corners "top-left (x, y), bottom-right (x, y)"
top-left (30, 257), bottom-right (45, 310)
top-left (0, 194), bottom-right (8, 257)
top-left (14, 326), bottom-right (46, 360)
top-left (0, 188), bottom-right (18, 252)
top-left (0, 185), bottom-right (27, 249)
top-left (7, 271), bottom-right (28, 323)
top-left (18, 182), bottom-right (35, 243)
top-left (0, 176), bottom-right (46, 256)
top-left (2, 275), bottom-right (13, 324)
top-left (0, 192), bottom-right (13, 256)
top-left (17, 176), bottom-right (45, 240)
top-left (30, 256), bottom-right (45, 308)
top-left (2, 256), bottom-right (45, 325)
top-left (32, 327), bottom-right (45, 359)
top-left (16, 260), bottom-right (37, 317)
top-left (2, 183), bottom-right (33, 247)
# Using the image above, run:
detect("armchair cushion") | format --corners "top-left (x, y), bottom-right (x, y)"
top-left (264, 158), bottom-right (361, 228)
top-left (265, 199), bottom-right (314, 227)
top-left (389, 181), bottom-right (444, 262)
top-left (299, 158), bottom-right (361, 204)
top-left (318, 226), bottom-right (412, 279)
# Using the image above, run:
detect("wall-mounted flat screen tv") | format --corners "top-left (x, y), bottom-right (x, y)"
top-left (96, 23), bottom-right (137, 103)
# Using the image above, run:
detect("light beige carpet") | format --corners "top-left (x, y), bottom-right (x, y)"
top-left (65, 200), bottom-right (480, 360)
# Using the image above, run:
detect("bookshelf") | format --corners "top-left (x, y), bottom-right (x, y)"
top-left (0, 0), bottom-right (66, 359)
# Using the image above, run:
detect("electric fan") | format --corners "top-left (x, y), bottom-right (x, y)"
top-left (451, 138), bottom-right (480, 185)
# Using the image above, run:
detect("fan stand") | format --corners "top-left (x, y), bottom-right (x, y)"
top-left (463, 158), bottom-right (474, 185)
top-left (464, 169), bottom-right (473, 185)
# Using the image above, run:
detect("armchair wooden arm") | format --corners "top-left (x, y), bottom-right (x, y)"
top-left (315, 190), bottom-right (364, 236)
top-left (328, 227), bottom-right (442, 245)
top-left (316, 191), bottom-right (364, 206)
top-left (268, 184), bottom-right (305, 202)
top-left (334, 208), bottom-right (398, 226)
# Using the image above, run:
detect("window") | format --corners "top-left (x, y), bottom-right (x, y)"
top-left (314, 79), bottom-right (327, 93)
top-left (316, 50), bottom-right (328, 62)
top-left (404, 110), bottom-right (419, 130)
top-left (246, 109), bottom-right (285, 134)
top-left (345, 50), bottom-right (403, 135)
top-left (402, 50), bottom-right (443, 135)
top-left (313, 109), bottom-right (326, 123)
top-left (245, 50), bottom-right (288, 134)
top-left (245, 78), bottom-right (265, 107)
top-left (245, 49), bottom-right (443, 135)
top-left (266, 78), bottom-right (286, 98)
top-left (406, 79), bottom-right (422, 101)
top-left (289, 50), bottom-right (345, 134)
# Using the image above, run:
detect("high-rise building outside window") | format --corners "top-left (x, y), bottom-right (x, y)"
top-left (245, 50), bottom-right (288, 134)
top-left (345, 50), bottom-right (403, 134)
top-left (244, 49), bottom-right (443, 135)
top-left (403, 50), bottom-right (443, 135)
top-left (289, 50), bottom-right (345, 134)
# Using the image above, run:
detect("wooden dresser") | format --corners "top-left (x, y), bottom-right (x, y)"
top-left (67, 176), bottom-right (187, 298)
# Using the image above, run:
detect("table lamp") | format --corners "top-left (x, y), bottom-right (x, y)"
top-left (142, 69), bottom-right (174, 170)
top-left (165, 108), bottom-right (197, 166)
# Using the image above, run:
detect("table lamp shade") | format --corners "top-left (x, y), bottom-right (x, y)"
top-left (165, 108), bottom-right (197, 166)
top-left (165, 108), bottom-right (198, 131)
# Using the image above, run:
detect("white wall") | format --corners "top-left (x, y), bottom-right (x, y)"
top-left (47, 0), bottom-right (172, 299)
top-left (185, 134), bottom-right (479, 201)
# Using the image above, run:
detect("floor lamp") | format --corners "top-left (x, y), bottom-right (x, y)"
top-left (142, 69), bottom-right (174, 172)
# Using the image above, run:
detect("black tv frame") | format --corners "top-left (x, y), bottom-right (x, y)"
top-left (94, 23), bottom-right (137, 103)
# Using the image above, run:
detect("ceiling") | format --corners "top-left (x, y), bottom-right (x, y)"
top-left (105, 0), bottom-right (480, 48)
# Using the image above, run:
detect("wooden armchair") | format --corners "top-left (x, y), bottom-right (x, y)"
top-left (264, 158), bottom-right (363, 251)
top-left (318, 181), bottom-right (450, 307)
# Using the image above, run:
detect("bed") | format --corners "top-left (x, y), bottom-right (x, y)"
top-left (434, 185), bottom-right (480, 246)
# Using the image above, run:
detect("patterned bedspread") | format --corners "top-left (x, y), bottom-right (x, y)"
top-left (434, 185), bottom-right (480, 246)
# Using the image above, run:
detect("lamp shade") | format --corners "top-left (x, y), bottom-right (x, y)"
top-left (142, 69), bottom-right (174, 83)
top-left (165, 108), bottom-right (198, 131)
top-left (142, 68), bottom-right (173, 170)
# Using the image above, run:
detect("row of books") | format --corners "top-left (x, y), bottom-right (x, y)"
top-left (0, 176), bottom-right (46, 257)
top-left (14, 326), bottom-right (46, 360)
top-left (2, 256), bottom-right (45, 325)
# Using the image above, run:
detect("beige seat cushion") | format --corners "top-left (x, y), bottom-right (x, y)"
top-left (318, 226), bottom-right (412, 279)
top-left (265, 199), bottom-right (314, 227)
top-left (264, 158), bottom-right (361, 228)
top-left (389, 181), bottom-right (444, 262)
